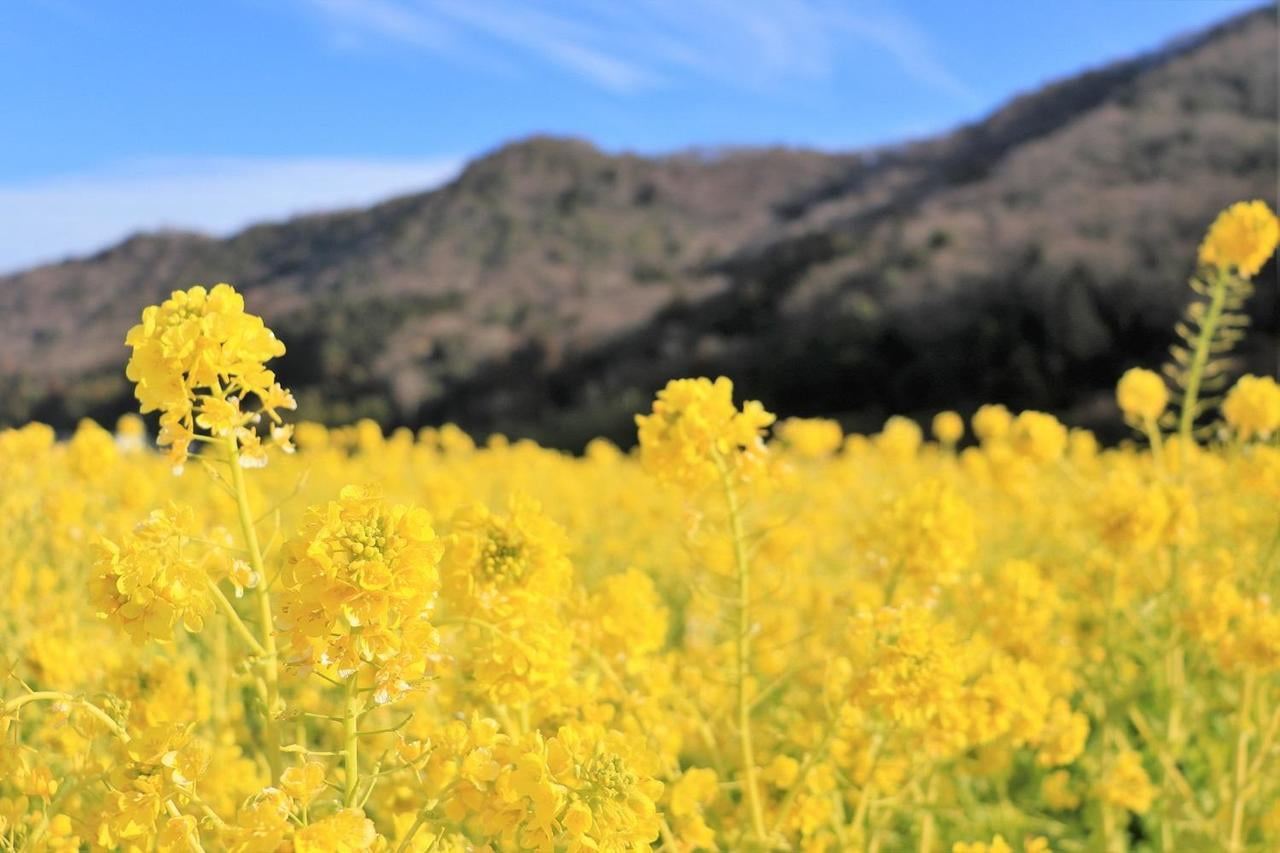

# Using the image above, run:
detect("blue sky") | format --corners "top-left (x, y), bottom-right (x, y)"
top-left (0, 0), bottom-right (1266, 272)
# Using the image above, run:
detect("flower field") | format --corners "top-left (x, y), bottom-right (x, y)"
top-left (0, 203), bottom-right (1278, 852)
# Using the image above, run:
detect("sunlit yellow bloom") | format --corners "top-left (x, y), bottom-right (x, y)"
top-left (1197, 199), bottom-right (1279, 278)
top-left (636, 376), bottom-right (774, 490)
top-left (1116, 367), bottom-right (1168, 422)
top-left (972, 403), bottom-right (1012, 443)
top-left (91, 505), bottom-right (214, 643)
top-left (441, 496), bottom-right (574, 704)
top-left (1222, 373), bottom-right (1280, 440)
top-left (933, 410), bottom-right (965, 446)
top-left (293, 808), bottom-right (378, 852)
top-left (125, 283), bottom-right (294, 469)
top-left (1098, 750), bottom-right (1156, 814)
top-left (876, 415), bottom-right (923, 460)
top-left (864, 478), bottom-right (976, 587)
top-left (1034, 700), bottom-right (1089, 767)
top-left (281, 761), bottom-right (327, 804)
top-left (776, 417), bottom-right (843, 458)
top-left (1010, 410), bottom-right (1067, 462)
top-left (953, 835), bottom-right (1012, 853)
top-left (279, 485), bottom-right (442, 702)
top-left (1041, 770), bottom-right (1080, 811)
top-left (157, 815), bottom-right (201, 852)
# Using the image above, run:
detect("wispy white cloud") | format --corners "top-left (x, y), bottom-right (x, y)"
top-left (430, 1), bottom-right (661, 92)
top-left (833, 9), bottom-right (977, 102)
top-left (309, 0), bottom-right (453, 51)
top-left (0, 155), bottom-right (461, 274)
top-left (302, 0), bottom-right (976, 100)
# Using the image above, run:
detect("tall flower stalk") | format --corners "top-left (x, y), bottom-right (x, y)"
top-left (636, 376), bottom-right (775, 845)
top-left (119, 282), bottom-right (297, 782)
top-left (714, 450), bottom-right (767, 841)
top-left (1166, 200), bottom-right (1277, 442)
top-left (227, 432), bottom-right (283, 782)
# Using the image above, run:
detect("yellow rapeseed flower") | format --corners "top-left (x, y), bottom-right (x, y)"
top-left (1010, 411), bottom-right (1068, 462)
top-left (125, 283), bottom-right (294, 469)
top-left (933, 410), bottom-right (965, 446)
top-left (776, 417), bottom-right (843, 458)
top-left (1116, 367), bottom-right (1168, 422)
top-left (1197, 199), bottom-right (1279, 278)
top-left (635, 376), bottom-right (774, 490)
top-left (1098, 749), bottom-right (1156, 814)
top-left (1222, 373), bottom-right (1280, 440)
top-left (972, 403), bottom-right (1012, 444)
top-left (279, 485), bottom-right (442, 702)
top-left (292, 809), bottom-right (378, 852)
top-left (91, 505), bottom-right (214, 643)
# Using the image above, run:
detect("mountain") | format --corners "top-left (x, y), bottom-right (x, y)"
top-left (1, 7), bottom-right (1275, 446)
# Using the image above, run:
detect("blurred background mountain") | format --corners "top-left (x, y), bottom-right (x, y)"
top-left (0, 6), bottom-right (1275, 446)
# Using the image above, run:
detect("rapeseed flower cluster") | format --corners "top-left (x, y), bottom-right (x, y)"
top-left (279, 485), bottom-right (443, 702)
top-left (440, 497), bottom-right (576, 706)
top-left (125, 283), bottom-right (296, 470)
top-left (0, 201), bottom-right (1277, 851)
top-left (1222, 374), bottom-right (1280, 440)
top-left (635, 376), bottom-right (774, 489)
top-left (1197, 199), bottom-right (1280, 278)
top-left (91, 504), bottom-right (215, 643)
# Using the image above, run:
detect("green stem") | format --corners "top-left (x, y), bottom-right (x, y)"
top-left (1178, 269), bottom-right (1230, 443)
top-left (226, 435), bottom-right (283, 783)
top-left (20, 778), bottom-right (81, 853)
top-left (1142, 414), bottom-right (1165, 472)
top-left (771, 719), bottom-right (842, 837)
top-left (164, 800), bottom-right (207, 852)
top-left (1228, 669), bottom-right (1255, 852)
top-left (657, 815), bottom-right (680, 852)
top-left (205, 577), bottom-right (267, 657)
top-left (851, 747), bottom-right (879, 843)
top-left (344, 672), bottom-right (362, 808)
top-left (3, 692), bottom-right (129, 743)
top-left (212, 613), bottom-right (229, 728)
top-left (396, 812), bottom-right (430, 853)
top-left (1100, 796), bottom-right (1118, 853)
top-left (713, 452), bottom-right (767, 845)
top-left (917, 775), bottom-right (938, 853)
top-left (439, 616), bottom-right (538, 659)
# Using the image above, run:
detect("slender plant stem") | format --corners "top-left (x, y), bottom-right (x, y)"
top-left (165, 800), bottom-right (208, 852)
top-left (1100, 796), bottom-right (1118, 853)
top-left (917, 775), bottom-right (938, 853)
top-left (20, 778), bottom-right (81, 852)
top-left (439, 616), bottom-right (538, 659)
top-left (1228, 669), bottom-right (1255, 852)
top-left (396, 812), bottom-right (430, 853)
top-left (1178, 269), bottom-right (1230, 443)
top-left (657, 815), bottom-right (680, 852)
top-left (344, 672), bottom-right (362, 808)
top-left (226, 435), bottom-right (283, 783)
top-left (3, 692), bottom-right (129, 742)
top-left (1247, 702), bottom-right (1280, 779)
top-left (213, 613), bottom-right (229, 728)
top-left (713, 451), bottom-right (767, 844)
top-left (772, 719), bottom-right (841, 836)
top-left (205, 577), bottom-right (267, 657)
top-left (1142, 414), bottom-right (1165, 472)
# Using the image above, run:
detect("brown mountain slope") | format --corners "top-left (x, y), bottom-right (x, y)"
top-left (401, 6), bottom-right (1279, 446)
top-left (0, 141), bottom-right (851, 426)
top-left (0, 7), bottom-right (1275, 444)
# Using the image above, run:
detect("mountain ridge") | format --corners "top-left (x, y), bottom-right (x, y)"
top-left (1, 6), bottom-right (1275, 444)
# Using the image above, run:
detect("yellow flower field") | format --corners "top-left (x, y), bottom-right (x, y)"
top-left (0, 202), bottom-right (1277, 851)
